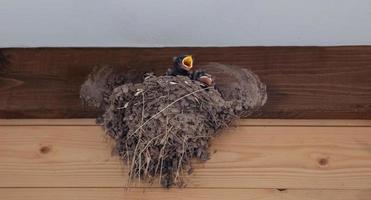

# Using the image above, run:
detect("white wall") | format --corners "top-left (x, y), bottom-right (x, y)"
top-left (1, 0), bottom-right (371, 47)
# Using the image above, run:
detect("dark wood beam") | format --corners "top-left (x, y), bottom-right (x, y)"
top-left (0, 47), bottom-right (370, 119)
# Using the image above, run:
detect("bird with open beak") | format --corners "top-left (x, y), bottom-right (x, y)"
top-left (166, 55), bottom-right (214, 86)
top-left (167, 55), bottom-right (194, 76)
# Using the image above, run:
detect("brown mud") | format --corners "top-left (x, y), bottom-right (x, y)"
top-left (80, 63), bottom-right (267, 187)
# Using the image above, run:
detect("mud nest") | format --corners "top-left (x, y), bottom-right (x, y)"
top-left (81, 63), bottom-right (267, 187)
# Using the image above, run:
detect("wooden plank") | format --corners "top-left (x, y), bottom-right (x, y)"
top-left (1, 124), bottom-right (371, 189)
top-left (235, 119), bottom-right (371, 127)
top-left (0, 119), bottom-right (96, 126)
top-left (2, 188), bottom-right (370, 200)
top-left (0, 47), bottom-right (371, 119)
top-left (1, 119), bottom-right (371, 127)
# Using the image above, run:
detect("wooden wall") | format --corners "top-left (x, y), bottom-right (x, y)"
top-left (1, 119), bottom-right (371, 199)
top-left (0, 46), bottom-right (371, 119)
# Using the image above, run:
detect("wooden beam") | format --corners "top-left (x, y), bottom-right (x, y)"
top-left (1, 120), bottom-right (371, 189)
top-left (2, 188), bottom-right (370, 200)
top-left (1, 119), bottom-right (371, 127)
top-left (0, 47), bottom-right (371, 119)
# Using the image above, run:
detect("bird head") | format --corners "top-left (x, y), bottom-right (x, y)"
top-left (194, 70), bottom-right (214, 86)
top-left (173, 55), bottom-right (193, 71)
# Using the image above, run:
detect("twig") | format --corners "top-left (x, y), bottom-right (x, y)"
top-left (175, 136), bottom-right (187, 182)
top-left (131, 87), bottom-right (212, 136)
top-left (128, 92), bottom-right (146, 182)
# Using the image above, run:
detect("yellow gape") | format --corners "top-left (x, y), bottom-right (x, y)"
top-left (181, 55), bottom-right (193, 70)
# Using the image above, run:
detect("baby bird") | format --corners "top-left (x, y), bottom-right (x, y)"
top-left (191, 70), bottom-right (214, 87)
top-left (167, 55), bottom-right (214, 86)
top-left (166, 55), bottom-right (193, 76)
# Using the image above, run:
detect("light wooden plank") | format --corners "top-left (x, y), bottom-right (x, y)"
top-left (1, 119), bottom-right (371, 127)
top-left (0, 119), bottom-right (96, 126)
top-left (235, 119), bottom-right (371, 127)
top-left (1, 188), bottom-right (371, 200)
top-left (1, 125), bottom-right (371, 189)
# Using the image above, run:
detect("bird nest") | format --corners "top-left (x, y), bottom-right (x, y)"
top-left (80, 62), bottom-right (267, 187)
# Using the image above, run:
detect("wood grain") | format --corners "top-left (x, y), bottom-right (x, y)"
top-left (0, 47), bottom-right (371, 119)
top-left (2, 188), bottom-right (371, 200)
top-left (1, 121), bottom-right (371, 189)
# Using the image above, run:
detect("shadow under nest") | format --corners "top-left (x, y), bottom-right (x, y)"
top-left (80, 62), bottom-right (267, 187)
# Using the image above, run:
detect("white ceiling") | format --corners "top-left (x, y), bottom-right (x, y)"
top-left (0, 0), bottom-right (370, 47)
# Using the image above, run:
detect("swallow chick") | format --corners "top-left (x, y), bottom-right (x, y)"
top-left (191, 70), bottom-right (214, 87)
top-left (167, 55), bottom-right (214, 87)
top-left (166, 55), bottom-right (193, 76)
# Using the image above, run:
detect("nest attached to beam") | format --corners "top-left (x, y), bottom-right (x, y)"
top-left (80, 63), bottom-right (267, 187)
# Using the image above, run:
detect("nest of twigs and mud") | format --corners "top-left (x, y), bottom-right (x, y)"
top-left (80, 63), bottom-right (267, 187)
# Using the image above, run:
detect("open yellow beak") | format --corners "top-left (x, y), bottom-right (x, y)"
top-left (181, 55), bottom-right (193, 70)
